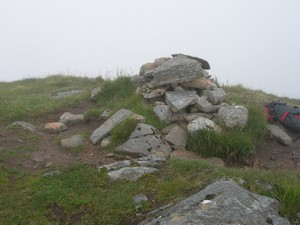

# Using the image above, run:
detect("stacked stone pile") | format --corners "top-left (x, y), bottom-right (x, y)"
top-left (131, 53), bottom-right (249, 147)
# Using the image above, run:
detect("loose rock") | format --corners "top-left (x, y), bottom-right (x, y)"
top-left (218, 105), bottom-right (248, 128)
top-left (44, 122), bottom-right (67, 133)
top-left (187, 117), bottom-right (219, 136)
top-left (12, 121), bottom-right (36, 133)
top-left (165, 91), bottom-right (197, 112)
top-left (90, 109), bottom-right (133, 144)
top-left (90, 87), bottom-right (102, 101)
top-left (153, 105), bottom-right (172, 122)
top-left (165, 125), bottom-right (187, 149)
top-left (108, 167), bottom-right (158, 181)
top-left (59, 112), bottom-right (85, 125)
top-left (61, 134), bottom-right (84, 149)
top-left (203, 88), bottom-right (226, 104)
top-left (267, 124), bottom-right (292, 146)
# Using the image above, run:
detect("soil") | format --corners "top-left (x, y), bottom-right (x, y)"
top-left (1, 101), bottom-right (300, 173)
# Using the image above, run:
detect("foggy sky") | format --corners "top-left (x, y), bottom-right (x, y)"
top-left (1, 0), bottom-right (300, 98)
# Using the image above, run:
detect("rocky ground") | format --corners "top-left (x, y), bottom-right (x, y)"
top-left (1, 100), bottom-right (300, 173)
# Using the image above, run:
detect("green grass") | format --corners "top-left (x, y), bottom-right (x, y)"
top-left (0, 75), bottom-right (104, 123)
top-left (0, 160), bottom-right (299, 224)
top-left (187, 104), bottom-right (267, 162)
top-left (1, 75), bottom-right (300, 224)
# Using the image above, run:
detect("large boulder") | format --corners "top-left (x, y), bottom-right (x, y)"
top-left (138, 179), bottom-right (291, 225)
top-left (218, 105), bottom-right (248, 128)
top-left (149, 55), bottom-right (204, 87)
top-left (90, 109), bottom-right (133, 144)
top-left (165, 91), bottom-right (198, 112)
top-left (115, 123), bottom-right (172, 159)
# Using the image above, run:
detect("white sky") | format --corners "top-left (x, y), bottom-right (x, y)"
top-left (1, 0), bottom-right (300, 98)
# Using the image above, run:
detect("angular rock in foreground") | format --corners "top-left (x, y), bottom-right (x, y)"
top-left (138, 179), bottom-right (290, 225)
top-left (149, 55), bottom-right (204, 87)
top-left (115, 123), bottom-right (172, 159)
top-left (90, 109), bottom-right (133, 144)
top-left (153, 105), bottom-right (172, 123)
top-left (164, 125), bottom-right (187, 149)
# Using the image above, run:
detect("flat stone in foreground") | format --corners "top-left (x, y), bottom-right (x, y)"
top-left (138, 179), bottom-right (290, 225)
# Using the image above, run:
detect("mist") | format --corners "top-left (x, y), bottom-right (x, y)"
top-left (1, 0), bottom-right (300, 98)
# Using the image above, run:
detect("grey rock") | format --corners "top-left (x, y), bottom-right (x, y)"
top-left (267, 124), bottom-right (292, 146)
top-left (90, 87), bottom-right (102, 101)
top-left (12, 121), bottom-right (36, 132)
top-left (105, 153), bottom-right (115, 158)
top-left (165, 91), bottom-right (197, 112)
top-left (99, 160), bottom-right (131, 171)
top-left (181, 76), bottom-right (216, 90)
top-left (165, 125), bottom-right (187, 149)
top-left (203, 88), bottom-right (226, 104)
top-left (59, 112), bottom-right (85, 125)
top-left (183, 113), bottom-right (213, 122)
top-left (187, 117), bottom-right (219, 136)
top-left (138, 179), bottom-right (291, 225)
top-left (108, 167), bottom-right (158, 181)
top-left (61, 134), bottom-right (84, 149)
top-left (171, 111), bottom-right (185, 122)
top-left (149, 55), bottom-right (204, 87)
top-left (154, 57), bottom-right (171, 67)
top-left (44, 122), bottom-right (67, 133)
top-left (255, 180), bottom-right (275, 192)
top-left (115, 123), bottom-right (172, 159)
top-left (142, 88), bottom-right (166, 99)
top-left (90, 109), bottom-right (133, 144)
top-left (52, 90), bottom-right (83, 99)
top-left (101, 136), bottom-right (112, 147)
top-left (130, 75), bottom-right (148, 87)
top-left (218, 105), bottom-right (249, 128)
top-left (131, 113), bottom-right (146, 123)
top-left (195, 96), bottom-right (221, 113)
top-left (43, 170), bottom-right (62, 177)
top-left (153, 105), bottom-right (172, 122)
top-left (133, 194), bottom-right (149, 204)
top-left (135, 155), bottom-right (166, 167)
top-left (297, 212), bottom-right (300, 219)
top-left (161, 123), bottom-right (181, 135)
top-left (171, 53), bottom-right (210, 70)
top-left (139, 62), bottom-right (156, 75)
top-left (100, 109), bottom-right (113, 119)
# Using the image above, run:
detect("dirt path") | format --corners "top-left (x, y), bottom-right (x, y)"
top-left (1, 102), bottom-right (300, 173)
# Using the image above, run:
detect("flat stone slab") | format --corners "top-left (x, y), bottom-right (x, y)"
top-left (115, 123), bottom-right (172, 159)
top-left (165, 91), bottom-right (197, 112)
top-left (149, 55), bottom-right (204, 87)
top-left (52, 90), bottom-right (83, 99)
top-left (90, 109), bottom-right (133, 144)
top-left (108, 167), bottom-right (158, 181)
top-left (267, 124), bottom-right (292, 146)
top-left (138, 179), bottom-right (291, 225)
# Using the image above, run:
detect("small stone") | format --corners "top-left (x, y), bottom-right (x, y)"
top-left (61, 134), bottom-right (84, 149)
top-left (44, 122), bottom-right (67, 133)
top-left (105, 153), bottom-right (115, 158)
top-left (43, 170), bottom-right (61, 177)
top-left (101, 136), bottom-right (112, 148)
top-left (90, 87), bottom-right (102, 101)
top-left (59, 112), bottom-right (85, 125)
top-left (133, 194), bottom-right (149, 204)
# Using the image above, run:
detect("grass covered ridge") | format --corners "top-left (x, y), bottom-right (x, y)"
top-left (0, 75), bottom-right (299, 224)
